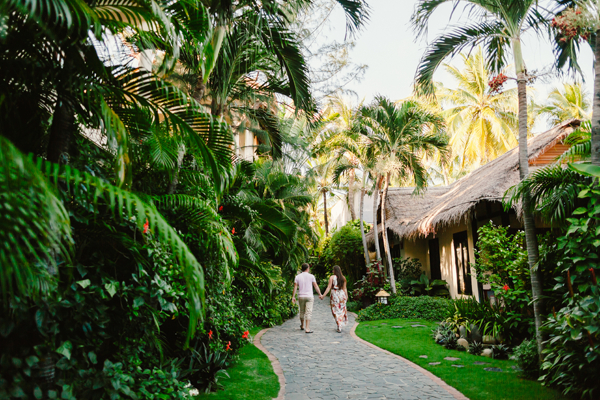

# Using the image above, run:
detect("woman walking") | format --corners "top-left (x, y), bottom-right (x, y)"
top-left (320, 265), bottom-right (348, 332)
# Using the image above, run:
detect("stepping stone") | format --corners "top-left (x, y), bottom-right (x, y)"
top-left (451, 365), bottom-right (464, 368)
top-left (429, 362), bottom-right (441, 365)
top-left (484, 367), bottom-right (503, 372)
top-left (380, 323), bottom-right (388, 325)
top-left (473, 361), bottom-right (490, 365)
top-left (392, 326), bottom-right (404, 329)
top-left (419, 355), bottom-right (428, 359)
top-left (511, 366), bottom-right (523, 371)
top-left (444, 357), bottom-right (460, 361)
top-left (411, 324), bottom-right (427, 327)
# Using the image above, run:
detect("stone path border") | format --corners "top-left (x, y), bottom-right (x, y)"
top-left (255, 328), bottom-right (286, 400)
top-left (348, 312), bottom-right (468, 400)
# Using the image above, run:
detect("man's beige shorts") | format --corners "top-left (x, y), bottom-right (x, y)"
top-left (298, 296), bottom-right (314, 321)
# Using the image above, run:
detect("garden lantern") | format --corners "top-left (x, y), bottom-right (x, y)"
top-left (375, 290), bottom-right (390, 305)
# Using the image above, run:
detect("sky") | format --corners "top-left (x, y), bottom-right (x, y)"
top-left (317, 0), bottom-right (595, 131)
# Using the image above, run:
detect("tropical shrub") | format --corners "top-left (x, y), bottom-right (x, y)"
top-left (468, 341), bottom-right (483, 356)
top-left (357, 296), bottom-right (454, 322)
top-left (492, 344), bottom-right (511, 360)
top-left (393, 257), bottom-right (424, 294)
top-left (322, 221), bottom-right (366, 283)
top-left (352, 261), bottom-right (387, 303)
top-left (513, 340), bottom-right (539, 378)
top-left (409, 274), bottom-right (450, 297)
top-left (539, 179), bottom-right (600, 399)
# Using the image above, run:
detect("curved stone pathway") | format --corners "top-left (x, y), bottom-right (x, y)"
top-left (260, 298), bottom-right (459, 400)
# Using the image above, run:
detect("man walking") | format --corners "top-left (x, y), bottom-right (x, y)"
top-left (292, 263), bottom-right (322, 333)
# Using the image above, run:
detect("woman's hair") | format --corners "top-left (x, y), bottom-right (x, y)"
top-left (332, 265), bottom-right (345, 289)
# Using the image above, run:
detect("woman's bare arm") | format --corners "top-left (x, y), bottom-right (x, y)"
top-left (343, 281), bottom-right (348, 300)
top-left (320, 276), bottom-right (334, 299)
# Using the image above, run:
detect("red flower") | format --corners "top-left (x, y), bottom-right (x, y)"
top-left (232, 227), bottom-right (236, 234)
top-left (225, 341), bottom-right (231, 351)
top-left (242, 330), bottom-right (249, 339)
top-left (208, 330), bottom-right (213, 339)
top-left (143, 219), bottom-right (149, 234)
top-left (219, 206), bottom-right (223, 212)
top-left (503, 284), bottom-right (510, 291)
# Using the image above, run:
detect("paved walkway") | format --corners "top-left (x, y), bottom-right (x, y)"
top-left (260, 297), bottom-right (457, 400)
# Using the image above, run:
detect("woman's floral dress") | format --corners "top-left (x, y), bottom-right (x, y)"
top-left (330, 276), bottom-right (348, 328)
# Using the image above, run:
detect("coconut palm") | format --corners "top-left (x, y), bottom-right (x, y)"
top-left (437, 49), bottom-right (518, 170)
top-left (359, 96), bottom-right (448, 293)
top-left (535, 82), bottom-right (591, 126)
top-left (551, 1), bottom-right (600, 165)
top-left (412, 0), bottom-right (548, 357)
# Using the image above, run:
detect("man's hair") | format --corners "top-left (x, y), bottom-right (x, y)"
top-left (301, 263), bottom-right (310, 272)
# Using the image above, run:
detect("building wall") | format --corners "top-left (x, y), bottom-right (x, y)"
top-left (402, 218), bottom-right (480, 301)
top-left (401, 238), bottom-right (429, 276)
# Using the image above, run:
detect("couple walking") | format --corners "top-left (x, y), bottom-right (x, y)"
top-left (291, 263), bottom-right (348, 333)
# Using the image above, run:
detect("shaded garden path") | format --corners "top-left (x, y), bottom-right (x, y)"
top-left (260, 298), bottom-right (459, 400)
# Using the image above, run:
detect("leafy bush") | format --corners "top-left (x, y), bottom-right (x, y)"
top-left (352, 261), bottom-right (386, 302)
top-left (409, 274), bottom-right (450, 297)
top-left (492, 344), bottom-right (510, 360)
top-left (322, 221), bottom-right (367, 283)
top-left (468, 341), bottom-right (483, 356)
top-left (513, 340), bottom-right (539, 378)
top-left (538, 182), bottom-right (600, 399)
top-left (449, 295), bottom-right (529, 346)
top-left (393, 257), bottom-right (424, 295)
top-left (357, 295), bottom-right (454, 322)
top-left (346, 301), bottom-right (361, 313)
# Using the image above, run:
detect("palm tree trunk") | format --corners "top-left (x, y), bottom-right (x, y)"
top-left (323, 189), bottom-right (329, 236)
top-left (360, 186), bottom-right (370, 265)
top-left (348, 168), bottom-right (356, 220)
top-left (47, 97), bottom-right (74, 164)
top-left (381, 172), bottom-right (396, 294)
top-left (592, 32), bottom-right (600, 166)
top-left (372, 175), bottom-right (382, 261)
top-left (192, 76), bottom-right (206, 103)
top-left (514, 39), bottom-right (543, 360)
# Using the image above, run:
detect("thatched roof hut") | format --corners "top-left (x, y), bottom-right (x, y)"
top-left (367, 119), bottom-right (580, 244)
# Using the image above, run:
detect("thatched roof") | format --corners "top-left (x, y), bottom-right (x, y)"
top-left (367, 119), bottom-right (580, 243)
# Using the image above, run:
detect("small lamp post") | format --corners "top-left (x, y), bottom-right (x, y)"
top-left (375, 289), bottom-right (390, 305)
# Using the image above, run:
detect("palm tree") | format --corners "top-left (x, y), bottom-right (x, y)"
top-left (359, 96), bottom-right (448, 293)
top-left (535, 82), bottom-right (591, 126)
top-left (551, 1), bottom-right (600, 165)
top-left (412, 0), bottom-right (547, 357)
top-left (438, 49), bottom-right (518, 170)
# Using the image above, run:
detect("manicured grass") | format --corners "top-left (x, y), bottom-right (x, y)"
top-left (356, 319), bottom-right (566, 400)
top-left (196, 327), bottom-right (279, 400)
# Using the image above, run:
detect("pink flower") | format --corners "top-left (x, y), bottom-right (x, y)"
top-left (219, 206), bottom-right (223, 212)
top-left (242, 330), bottom-right (249, 339)
top-left (232, 227), bottom-right (236, 234)
top-left (143, 219), bottom-right (149, 234)
top-left (208, 330), bottom-right (213, 339)
top-left (503, 284), bottom-right (510, 291)
top-left (226, 341), bottom-right (231, 351)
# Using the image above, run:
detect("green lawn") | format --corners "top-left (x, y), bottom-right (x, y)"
top-left (356, 319), bottom-right (566, 400)
top-left (196, 327), bottom-right (279, 400)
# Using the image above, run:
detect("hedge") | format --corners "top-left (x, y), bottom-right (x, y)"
top-left (356, 296), bottom-right (454, 322)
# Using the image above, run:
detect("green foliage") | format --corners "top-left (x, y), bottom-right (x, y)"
top-left (539, 181), bottom-right (600, 399)
top-left (409, 274), bottom-right (450, 297)
top-left (357, 295), bottom-right (454, 322)
top-left (448, 298), bottom-right (523, 346)
top-left (321, 221), bottom-right (366, 283)
top-left (492, 344), bottom-right (510, 360)
top-left (513, 340), bottom-right (539, 378)
top-left (352, 261), bottom-right (386, 302)
top-left (393, 257), bottom-right (424, 295)
top-left (468, 341), bottom-right (483, 356)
